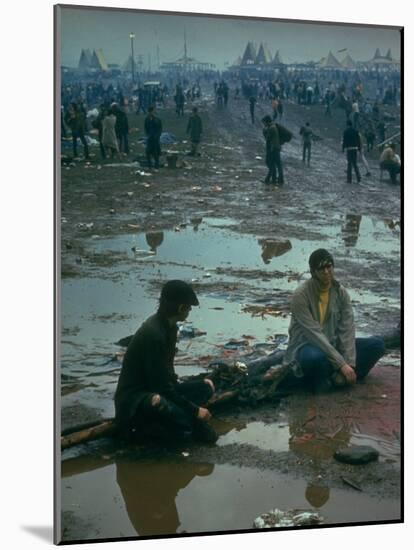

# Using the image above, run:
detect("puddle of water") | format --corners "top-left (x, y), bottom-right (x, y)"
top-left (85, 214), bottom-right (399, 276)
top-left (215, 419), bottom-right (291, 453)
top-left (60, 214), bottom-right (400, 413)
top-left (61, 458), bottom-right (400, 541)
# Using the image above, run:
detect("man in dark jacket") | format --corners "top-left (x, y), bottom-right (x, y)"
top-left (300, 122), bottom-right (313, 166)
top-left (114, 280), bottom-right (217, 444)
top-left (64, 102), bottom-right (90, 159)
top-left (342, 120), bottom-right (361, 183)
top-left (112, 103), bottom-right (129, 155)
top-left (186, 107), bottom-right (203, 156)
top-left (144, 106), bottom-right (162, 168)
top-left (262, 115), bottom-right (284, 185)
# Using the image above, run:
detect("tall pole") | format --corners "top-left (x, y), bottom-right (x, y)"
top-left (129, 32), bottom-right (135, 83)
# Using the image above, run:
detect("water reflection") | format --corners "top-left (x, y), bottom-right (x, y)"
top-left (258, 238), bottom-right (292, 265)
top-left (305, 483), bottom-right (330, 508)
top-left (116, 460), bottom-right (214, 536)
top-left (341, 214), bottom-right (362, 248)
top-left (145, 231), bottom-right (164, 253)
top-left (190, 217), bottom-right (203, 231)
top-left (288, 403), bottom-right (351, 460)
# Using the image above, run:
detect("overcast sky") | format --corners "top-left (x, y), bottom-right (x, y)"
top-left (58, 6), bottom-right (401, 70)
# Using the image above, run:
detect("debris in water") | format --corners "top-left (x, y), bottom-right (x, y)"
top-left (341, 476), bottom-right (362, 491)
top-left (242, 304), bottom-right (288, 319)
top-left (76, 222), bottom-right (94, 230)
top-left (224, 339), bottom-right (249, 350)
top-left (253, 508), bottom-right (323, 529)
top-left (178, 325), bottom-right (207, 339)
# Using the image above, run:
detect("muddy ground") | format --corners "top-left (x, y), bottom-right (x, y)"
top-left (59, 91), bottom-right (401, 542)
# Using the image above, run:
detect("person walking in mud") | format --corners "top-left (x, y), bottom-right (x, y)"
top-left (262, 115), bottom-right (284, 185)
top-left (186, 107), bottom-right (203, 156)
top-left (249, 95), bottom-right (257, 124)
top-left (174, 85), bottom-right (185, 117)
top-left (264, 249), bottom-right (385, 393)
top-left (114, 280), bottom-right (218, 444)
top-left (300, 122), bottom-right (313, 166)
top-left (342, 120), bottom-right (361, 183)
top-left (64, 101), bottom-right (90, 160)
top-left (102, 108), bottom-right (120, 159)
top-left (112, 103), bottom-right (130, 155)
top-left (144, 106), bottom-right (162, 169)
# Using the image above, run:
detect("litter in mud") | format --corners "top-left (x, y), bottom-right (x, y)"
top-left (253, 508), bottom-right (323, 529)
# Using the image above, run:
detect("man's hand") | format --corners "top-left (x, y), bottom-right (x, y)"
top-left (197, 407), bottom-right (212, 422)
top-left (204, 378), bottom-right (215, 393)
top-left (333, 363), bottom-right (356, 386)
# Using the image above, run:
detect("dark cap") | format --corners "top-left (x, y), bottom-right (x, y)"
top-left (160, 280), bottom-right (199, 306)
top-left (262, 115), bottom-right (272, 125)
top-left (309, 249), bottom-right (334, 272)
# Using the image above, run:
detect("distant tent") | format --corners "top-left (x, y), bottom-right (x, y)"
top-left (231, 55), bottom-right (242, 66)
top-left (319, 51), bottom-right (342, 68)
top-left (122, 55), bottom-right (137, 72)
top-left (78, 49), bottom-right (93, 70)
top-left (91, 48), bottom-right (108, 71)
top-left (341, 53), bottom-right (357, 69)
top-left (385, 48), bottom-right (392, 60)
top-left (374, 48), bottom-right (382, 59)
top-left (241, 42), bottom-right (257, 65)
top-left (255, 43), bottom-right (272, 65)
top-left (273, 50), bottom-right (284, 65)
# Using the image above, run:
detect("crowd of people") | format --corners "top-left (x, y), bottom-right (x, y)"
top-left (61, 66), bottom-right (400, 184)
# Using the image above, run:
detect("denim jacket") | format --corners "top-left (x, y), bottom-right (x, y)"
top-left (283, 277), bottom-right (356, 375)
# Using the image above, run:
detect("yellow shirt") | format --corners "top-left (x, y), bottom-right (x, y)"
top-left (319, 288), bottom-right (330, 326)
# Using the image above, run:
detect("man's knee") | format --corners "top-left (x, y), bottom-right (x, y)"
top-left (299, 345), bottom-right (327, 367)
top-left (368, 336), bottom-right (386, 358)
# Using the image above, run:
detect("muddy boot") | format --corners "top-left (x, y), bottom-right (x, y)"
top-left (192, 420), bottom-right (218, 444)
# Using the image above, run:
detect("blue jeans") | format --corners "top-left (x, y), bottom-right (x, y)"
top-left (297, 337), bottom-right (385, 387)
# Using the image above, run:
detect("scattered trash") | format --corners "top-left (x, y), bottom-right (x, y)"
top-left (131, 247), bottom-right (156, 257)
top-left (255, 156), bottom-right (263, 160)
top-left (76, 222), bottom-right (94, 230)
top-left (135, 170), bottom-right (152, 176)
top-left (203, 272), bottom-right (212, 278)
top-left (191, 186), bottom-right (202, 192)
top-left (254, 508), bottom-right (323, 529)
top-left (109, 209), bottom-right (115, 214)
top-left (182, 452), bottom-right (190, 457)
top-left (104, 162), bottom-right (140, 168)
top-left (242, 304), bottom-right (288, 319)
top-left (178, 325), bottom-right (207, 339)
top-left (224, 339), bottom-right (249, 350)
top-left (211, 185), bottom-right (222, 192)
top-left (341, 476), bottom-right (362, 491)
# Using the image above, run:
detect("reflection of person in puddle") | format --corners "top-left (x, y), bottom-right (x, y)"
top-left (116, 460), bottom-right (214, 536)
top-left (265, 249), bottom-right (385, 392)
top-left (305, 483), bottom-right (330, 508)
top-left (114, 280), bottom-right (218, 444)
top-left (341, 214), bottom-right (361, 248)
top-left (259, 238), bottom-right (292, 264)
top-left (145, 231), bottom-right (164, 253)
